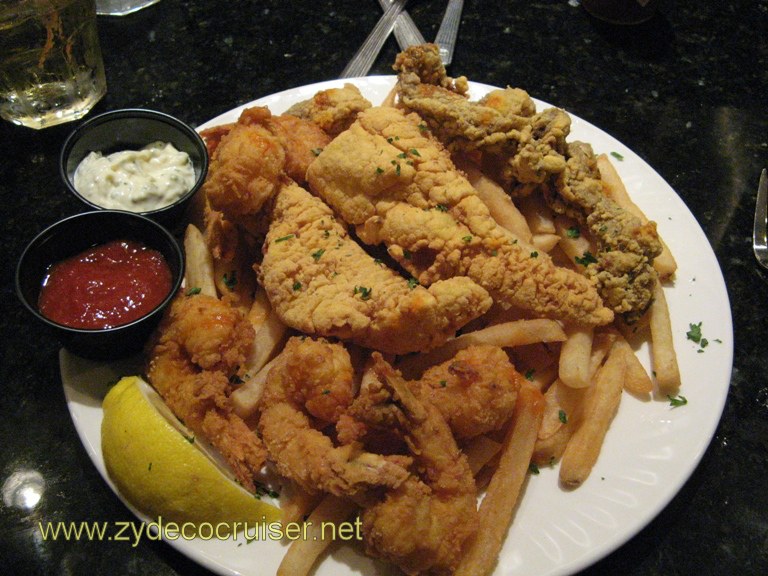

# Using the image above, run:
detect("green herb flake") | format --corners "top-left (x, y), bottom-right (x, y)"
top-left (223, 271), bottom-right (237, 290)
top-left (524, 368), bottom-right (535, 381)
top-left (610, 151), bottom-right (625, 161)
top-left (323, 230), bottom-right (330, 239)
top-left (311, 148), bottom-right (323, 156)
top-left (185, 287), bottom-right (202, 296)
top-left (439, 380), bottom-right (447, 388)
top-left (462, 235), bottom-right (473, 243)
top-left (558, 410), bottom-right (568, 424)
top-left (373, 258), bottom-right (384, 267)
top-left (566, 226), bottom-right (581, 238)
top-left (667, 394), bottom-right (688, 408)
top-left (575, 251), bottom-right (598, 266)
top-left (407, 277), bottom-right (419, 289)
top-left (530, 251), bottom-right (539, 258)
top-left (409, 148), bottom-right (421, 157)
top-left (292, 280), bottom-right (302, 291)
top-left (322, 389), bottom-right (330, 395)
top-left (397, 152), bottom-right (407, 159)
top-left (375, 166), bottom-right (384, 175)
top-left (436, 204), bottom-right (449, 212)
top-left (311, 248), bottom-right (325, 262)
top-left (529, 463), bottom-right (540, 475)
top-left (274, 234), bottom-right (295, 243)
top-left (354, 285), bottom-right (372, 300)
top-left (686, 322), bottom-right (703, 343)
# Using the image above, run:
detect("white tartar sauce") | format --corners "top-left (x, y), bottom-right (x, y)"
top-left (74, 141), bottom-right (196, 212)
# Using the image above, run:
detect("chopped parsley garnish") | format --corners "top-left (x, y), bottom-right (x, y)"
top-left (373, 258), bottom-right (384, 267)
top-left (397, 152), bottom-right (407, 159)
top-left (292, 280), bottom-right (302, 291)
top-left (462, 235), bottom-right (473, 243)
top-left (524, 368), bottom-right (535, 381)
top-left (375, 166), bottom-right (384, 175)
top-left (223, 271), bottom-right (237, 290)
top-left (436, 204), bottom-right (449, 212)
top-left (529, 463), bottom-right (540, 475)
top-left (439, 380), bottom-right (447, 388)
top-left (558, 410), bottom-right (568, 424)
top-left (311, 147), bottom-right (323, 156)
top-left (530, 251), bottom-right (539, 258)
top-left (311, 248), bottom-right (325, 262)
top-left (418, 123), bottom-right (428, 132)
top-left (610, 151), bottom-right (625, 161)
top-left (185, 287), bottom-right (202, 296)
top-left (323, 229), bottom-right (330, 239)
top-left (409, 148), bottom-right (421, 157)
top-left (354, 285), bottom-right (372, 300)
top-left (566, 226), bottom-right (581, 238)
top-left (321, 389), bottom-right (330, 395)
top-left (403, 249), bottom-right (412, 260)
top-left (274, 234), bottom-right (295, 243)
top-left (575, 251), bottom-right (598, 266)
top-left (667, 394), bottom-right (688, 407)
top-left (407, 277), bottom-right (419, 289)
top-left (686, 321), bottom-right (713, 352)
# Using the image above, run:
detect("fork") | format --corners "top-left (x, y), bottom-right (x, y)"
top-left (434, 0), bottom-right (464, 65)
top-left (377, 0), bottom-right (425, 50)
top-left (339, 0), bottom-right (408, 78)
top-left (754, 168), bottom-right (768, 270)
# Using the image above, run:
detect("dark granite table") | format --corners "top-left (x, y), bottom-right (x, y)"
top-left (2, 1), bottom-right (766, 574)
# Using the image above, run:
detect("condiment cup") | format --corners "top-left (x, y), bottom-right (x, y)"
top-left (15, 210), bottom-right (184, 361)
top-left (59, 108), bottom-right (208, 229)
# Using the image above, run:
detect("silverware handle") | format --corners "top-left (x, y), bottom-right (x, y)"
top-left (434, 0), bottom-right (464, 66)
top-left (340, 0), bottom-right (408, 78)
top-left (377, 0), bottom-right (426, 51)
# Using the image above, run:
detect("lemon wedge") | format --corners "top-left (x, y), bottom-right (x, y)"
top-left (101, 376), bottom-right (281, 527)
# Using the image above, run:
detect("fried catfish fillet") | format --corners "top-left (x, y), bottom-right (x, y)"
top-left (285, 82), bottom-right (372, 136)
top-left (306, 106), bottom-right (613, 327)
top-left (259, 182), bottom-right (492, 354)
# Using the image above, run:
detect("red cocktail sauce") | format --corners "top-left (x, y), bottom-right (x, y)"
top-left (38, 239), bottom-right (173, 330)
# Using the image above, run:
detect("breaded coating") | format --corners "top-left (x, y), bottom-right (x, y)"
top-left (551, 142), bottom-right (662, 321)
top-left (394, 43), bottom-right (568, 186)
top-left (417, 345), bottom-right (520, 439)
top-left (392, 43), bottom-right (662, 321)
top-left (145, 294), bottom-right (266, 492)
top-left (306, 105), bottom-right (613, 327)
top-left (259, 182), bottom-right (493, 354)
top-left (285, 83), bottom-right (372, 136)
top-left (258, 337), bottom-right (410, 502)
top-left (202, 106), bottom-right (330, 225)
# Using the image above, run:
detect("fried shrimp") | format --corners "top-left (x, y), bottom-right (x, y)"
top-left (416, 345), bottom-right (521, 439)
top-left (349, 354), bottom-right (478, 575)
top-left (145, 293), bottom-right (266, 492)
top-left (258, 337), bottom-right (410, 502)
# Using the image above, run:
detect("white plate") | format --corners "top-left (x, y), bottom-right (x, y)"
top-left (62, 77), bottom-right (733, 576)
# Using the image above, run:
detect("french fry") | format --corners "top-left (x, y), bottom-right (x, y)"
top-left (648, 282), bottom-right (681, 395)
top-left (455, 382), bottom-right (545, 576)
top-left (611, 332), bottom-right (653, 396)
top-left (531, 232), bottom-right (561, 253)
top-left (518, 194), bottom-right (556, 234)
top-left (277, 494), bottom-right (358, 576)
top-left (247, 288), bottom-right (272, 332)
top-left (246, 308), bottom-right (288, 375)
top-left (183, 224), bottom-right (217, 297)
top-left (559, 325), bottom-right (594, 388)
top-left (554, 214), bottom-right (593, 268)
top-left (278, 481), bottom-right (323, 525)
top-left (538, 379), bottom-right (584, 440)
top-left (458, 159), bottom-right (533, 243)
top-left (397, 319), bottom-right (567, 376)
top-left (231, 354), bottom-right (283, 418)
top-left (596, 154), bottom-right (677, 279)
top-left (559, 342), bottom-right (626, 488)
top-left (462, 435), bottom-right (503, 476)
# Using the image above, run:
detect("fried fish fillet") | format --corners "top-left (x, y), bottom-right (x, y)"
top-left (306, 105), bottom-right (613, 327)
top-left (259, 181), bottom-right (492, 354)
top-left (285, 82), bottom-right (372, 136)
